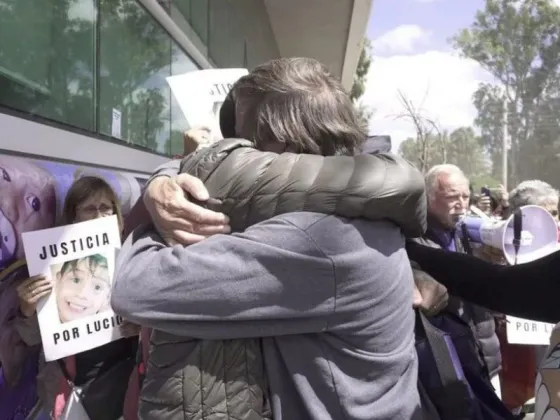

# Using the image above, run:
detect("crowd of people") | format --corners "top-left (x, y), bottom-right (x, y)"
top-left (2, 56), bottom-right (560, 420)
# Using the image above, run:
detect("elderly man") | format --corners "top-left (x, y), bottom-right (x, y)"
top-left (510, 180), bottom-right (559, 221)
top-left (416, 164), bottom-right (501, 382)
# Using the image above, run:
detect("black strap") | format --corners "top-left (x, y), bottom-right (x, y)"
top-left (512, 209), bottom-right (522, 265)
top-left (459, 223), bottom-right (473, 255)
top-left (417, 311), bottom-right (472, 419)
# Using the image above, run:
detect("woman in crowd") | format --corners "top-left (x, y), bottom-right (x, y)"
top-left (4, 176), bottom-right (138, 419)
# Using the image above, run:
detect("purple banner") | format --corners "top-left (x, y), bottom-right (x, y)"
top-left (0, 155), bottom-right (146, 270)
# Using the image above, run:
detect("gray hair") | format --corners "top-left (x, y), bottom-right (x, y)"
top-left (509, 180), bottom-right (559, 211)
top-left (230, 57), bottom-right (366, 156)
top-left (425, 164), bottom-right (468, 198)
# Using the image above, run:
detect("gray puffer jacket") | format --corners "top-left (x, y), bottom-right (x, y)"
top-left (139, 139), bottom-right (427, 420)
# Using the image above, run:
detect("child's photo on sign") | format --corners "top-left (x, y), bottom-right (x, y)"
top-left (21, 216), bottom-right (123, 361)
top-left (51, 253), bottom-right (111, 324)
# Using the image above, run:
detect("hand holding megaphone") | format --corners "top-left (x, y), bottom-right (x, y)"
top-left (458, 205), bottom-right (559, 265)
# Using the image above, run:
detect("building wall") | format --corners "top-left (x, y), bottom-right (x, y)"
top-left (167, 0), bottom-right (280, 70)
top-left (0, 0), bottom-right (205, 161)
top-left (0, 1), bottom-right (282, 271)
top-left (0, 154), bottom-right (145, 269)
top-left (0, 0), bottom-right (280, 168)
top-left (208, 0), bottom-right (280, 69)
top-left (0, 112), bottom-right (169, 174)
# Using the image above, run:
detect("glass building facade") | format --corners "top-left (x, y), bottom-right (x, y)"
top-left (0, 0), bottom-right (209, 157)
top-left (0, 0), bottom-right (284, 163)
top-left (0, 0), bottom-right (368, 179)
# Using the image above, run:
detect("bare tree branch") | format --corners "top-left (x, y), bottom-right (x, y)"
top-left (396, 89), bottom-right (438, 172)
top-left (426, 118), bottom-right (446, 163)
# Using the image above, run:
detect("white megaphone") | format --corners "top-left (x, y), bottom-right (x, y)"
top-left (459, 205), bottom-right (559, 265)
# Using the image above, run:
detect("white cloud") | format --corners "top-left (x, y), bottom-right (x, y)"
top-left (361, 49), bottom-right (493, 152)
top-left (373, 25), bottom-right (431, 55)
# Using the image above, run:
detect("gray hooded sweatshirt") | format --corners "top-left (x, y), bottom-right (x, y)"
top-left (112, 141), bottom-right (425, 419)
top-left (113, 214), bottom-right (421, 420)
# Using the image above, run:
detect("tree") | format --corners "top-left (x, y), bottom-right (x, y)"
top-left (395, 90), bottom-right (491, 177)
top-left (446, 127), bottom-right (491, 182)
top-left (350, 38), bottom-right (373, 130)
top-left (399, 126), bottom-right (491, 182)
top-left (452, 0), bottom-right (560, 186)
top-left (350, 38), bottom-right (372, 101)
top-left (395, 90), bottom-right (443, 173)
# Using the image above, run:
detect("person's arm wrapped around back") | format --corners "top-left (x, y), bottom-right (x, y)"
top-left (180, 139), bottom-right (427, 237)
top-left (406, 240), bottom-right (560, 323)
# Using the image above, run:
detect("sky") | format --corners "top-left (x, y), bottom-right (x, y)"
top-left (362, 0), bottom-right (496, 151)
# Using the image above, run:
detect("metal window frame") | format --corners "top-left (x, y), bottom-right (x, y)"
top-left (0, 0), bottom-right (216, 172)
top-left (138, 0), bottom-right (213, 70)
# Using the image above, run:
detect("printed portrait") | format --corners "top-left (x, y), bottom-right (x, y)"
top-left (50, 254), bottom-right (111, 324)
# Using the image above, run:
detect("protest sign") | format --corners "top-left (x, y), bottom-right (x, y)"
top-left (506, 315), bottom-right (555, 345)
top-left (22, 216), bottom-right (122, 361)
top-left (505, 244), bottom-right (560, 345)
top-left (167, 68), bottom-right (248, 141)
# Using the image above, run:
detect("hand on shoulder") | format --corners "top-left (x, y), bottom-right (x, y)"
top-left (412, 267), bottom-right (449, 316)
top-left (144, 174), bottom-right (231, 246)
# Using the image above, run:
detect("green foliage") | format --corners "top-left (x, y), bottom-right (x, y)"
top-left (350, 38), bottom-right (373, 130)
top-left (469, 174), bottom-right (502, 190)
top-left (398, 127), bottom-right (490, 180)
top-left (350, 38), bottom-right (372, 102)
top-left (452, 0), bottom-right (560, 188)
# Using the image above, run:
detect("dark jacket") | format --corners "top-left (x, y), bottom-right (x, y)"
top-left (126, 139), bottom-right (426, 420)
top-left (406, 241), bottom-right (560, 324)
top-left (362, 135), bottom-right (392, 154)
top-left (178, 139), bottom-right (426, 237)
top-left (413, 228), bottom-right (502, 378)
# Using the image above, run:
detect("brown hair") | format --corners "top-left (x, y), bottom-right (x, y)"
top-left (61, 176), bottom-right (123, 234)
top-left (229, 57), bottom-right (366, 156)
top-left (59, 254), bottom-right (108, 279)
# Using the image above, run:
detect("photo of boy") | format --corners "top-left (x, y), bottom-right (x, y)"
top-left (51, 254), bottom-right (111, 324)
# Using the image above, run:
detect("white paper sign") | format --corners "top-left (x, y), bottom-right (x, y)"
top-left (167, 68), bottom-right (248, 140)
top-left (111, 108), bottom-right (122, 139)
top-left (22, 216), bottom-right (122, 361)
top-left (506, 315), bottom-right (555, 345)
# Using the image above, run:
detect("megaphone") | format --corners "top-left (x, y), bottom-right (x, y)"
top-left (459, 205), bottom-right (558, 265)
